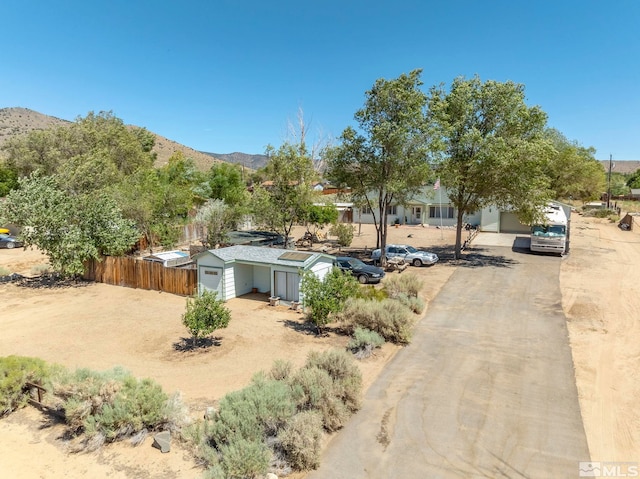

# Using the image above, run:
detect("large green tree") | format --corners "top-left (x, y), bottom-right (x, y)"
top-left (544, 129), bottom-right (605, 201)
top-left (251, 142), bottom-right (317, 243)
top-left (427, 76), bottom-right (552, 258)
top-left (326, 70), bottom-right (432, 256)
top-left (0, 174), bottom-right (138, 277)
top-left (3, 111), bottom-right (155, 184)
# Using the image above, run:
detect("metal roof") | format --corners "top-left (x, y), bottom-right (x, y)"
top-left (197, 245), bottom-right (334, 268)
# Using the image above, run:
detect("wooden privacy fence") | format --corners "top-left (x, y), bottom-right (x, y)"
top-left (84, 256), bottom-right (197, 296)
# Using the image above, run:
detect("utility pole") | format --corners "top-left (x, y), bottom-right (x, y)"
top-left (607, 154), bottom-right (613, 208)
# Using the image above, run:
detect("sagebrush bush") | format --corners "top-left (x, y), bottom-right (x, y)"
top-left (383, 273), bottom-right (423, 299)
top-left (348, 327), bottom-right (385, 357)
top-left (210, 374), bottom-right (296, 446)
top-left (0, 356), bottom-right (52, 416)
top-left (30, 264), bottom-right (52, 276)
top-left (340, 298), bottom-right (415, 344)
top-left (357, 285), bottom-right (388, 301)
top-left (278, 411), bottom-right (323, 471)
top-left (396, 293), bottom-right (425, 314)
top-left (0, 266), bottom-right (10, 276)
top-left (269, 359), bottom-right (293, 381)
top-left (289, 366), bottom-right (348, 432)
top-left (53, 367), bottom-right (174, 445)
top-left (219, 437), bottom-right (271, 479)
top-left (304, 349), bottom-right (362, 413)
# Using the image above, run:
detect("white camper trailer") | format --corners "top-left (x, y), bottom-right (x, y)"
top-left (530, 204), bottom-right (567, 255)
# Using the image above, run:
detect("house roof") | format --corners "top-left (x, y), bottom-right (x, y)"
top-left (196, 245), bottom-right (334, 268)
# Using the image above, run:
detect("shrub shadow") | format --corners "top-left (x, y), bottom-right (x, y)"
top-left (456, 246), bottom-right (518, 268)
top-left (173, 336), bottom-right (222, 351)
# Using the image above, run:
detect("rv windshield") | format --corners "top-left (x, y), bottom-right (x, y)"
top-left (532, 225), bottom-right (566, 237)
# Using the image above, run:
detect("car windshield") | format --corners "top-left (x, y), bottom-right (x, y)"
top-left (0, 233), bottom-right (10, 239)
top-left (347, 258), bottom-right (365, 268)
top-left (405, 246), bottom-right (418, 253)
top-left (532, 225), bottom-right (566, 237)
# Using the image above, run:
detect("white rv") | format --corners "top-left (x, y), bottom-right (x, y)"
top-left (530, 204), bottom-right (567, 255)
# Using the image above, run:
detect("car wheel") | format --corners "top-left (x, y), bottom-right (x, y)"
top-left (412, 258), bottom-right (422, 267)
top-left (6, 241), bottom-right (15, 249)
top-left (357, 274), bottom-right (369, 284)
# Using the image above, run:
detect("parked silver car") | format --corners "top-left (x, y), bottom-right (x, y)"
top-left (371, 244), bottom-right (438, 267)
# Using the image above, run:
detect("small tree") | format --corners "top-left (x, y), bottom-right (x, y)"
top-left (182, 291), bottom-right (231, 347)
top-left (329, 223), bottom-right (354, 247)
top-left (300, 268), bottom-right (360, 334)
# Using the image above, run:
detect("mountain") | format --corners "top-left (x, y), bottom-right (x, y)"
top-left (599, 160), bottom-right (640, 174)
top-left (0, 107), bottom-right (223, 171)
top-left (202, 151), bottom-right (269, 170)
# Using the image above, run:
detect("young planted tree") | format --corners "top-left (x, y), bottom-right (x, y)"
top-left (182, 290), bottom-right (231, 347)
top-left (300, 268), bottom-right (360, 334)
top-left (326, 70), bottom-right (432, 260)
top-left (427, 76), bottom-right (553, 258)
top-left (302, 204), bottom-right (339, 240)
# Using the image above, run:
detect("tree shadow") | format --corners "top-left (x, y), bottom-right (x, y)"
top-left (15, 274), bottom-right (91, 289)
top-left (455, 247), bottom-right (519, 268)
top-left (173, 336), bottom-right (222, 351)
top-left (281, 318), bottom-right (349, 338)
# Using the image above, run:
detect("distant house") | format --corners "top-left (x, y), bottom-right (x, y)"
top-left (348, 184), bottom-right (570, 234)
top-left (631, 189), bottom-right (640, 200)
top-left (194, 245), bottom-right (334, 302)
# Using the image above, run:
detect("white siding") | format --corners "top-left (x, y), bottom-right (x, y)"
top-left (253, 265), bottom-right (271, 294)
top-left (223, 264), bottom-right (235, 300)
top-left (234, 263), bottom-right (254, 297)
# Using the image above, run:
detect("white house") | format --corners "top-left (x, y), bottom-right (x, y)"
top-left (349, 184), bottom-right (543, 234)
top-left (194, 245), bottom-right (335, 303)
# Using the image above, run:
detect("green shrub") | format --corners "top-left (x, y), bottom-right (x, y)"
top-left (219, 437), bottom-right (271, 479)
top-left (300, 268), bottom-right (360, 334)
top-left (329, 223), bottom-right (354, 247)
top-left (0, 266), bottom-right (10, 276)
top-left (383, 273), bottom-right (423, 299)
top-left (348, 327), bottom-right (385, 358)
top-left (340, 298), bottom-right (415, 344)
top-left (278, 411), bottom-right (323, 471)
top-left (0, 356), bottom-right (52, 416)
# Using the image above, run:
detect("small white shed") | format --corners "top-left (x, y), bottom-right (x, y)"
top-left (194, 245), bottom-right (335, 302)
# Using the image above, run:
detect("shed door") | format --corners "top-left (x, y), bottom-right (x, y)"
top-left (200, 266), bottom-right (223, 297)
top-left (274, 271), bottom-right (300, 302)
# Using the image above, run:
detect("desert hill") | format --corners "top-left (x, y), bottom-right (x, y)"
top-left (0, 107), bottom-right (223, 171)
top-left (202, 151), bottom-right (269, 170)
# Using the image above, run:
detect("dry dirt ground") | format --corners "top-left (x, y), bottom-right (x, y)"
top-left (1, 216), bottom-right (638, 477)
top-left (0, 223), bottom-right (457, 478)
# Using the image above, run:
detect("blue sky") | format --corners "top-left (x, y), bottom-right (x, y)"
top-left (2, 0), bottom-right (639, 160)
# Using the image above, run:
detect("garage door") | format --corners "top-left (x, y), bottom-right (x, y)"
top-left (274, 271), bottom-right (300, 302)
top-left (199, 266), bottom-right (223, 297)
top-left (499, 212), bottom-right (531, 234)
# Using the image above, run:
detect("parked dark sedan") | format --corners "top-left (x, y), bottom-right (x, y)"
top-left (334, 256), bottom-right (385, 284)
top-left (0, 233), bottom-right (22, 249)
